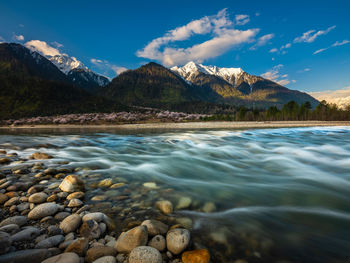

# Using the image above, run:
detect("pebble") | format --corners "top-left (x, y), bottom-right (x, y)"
top-left (0, 224), bottom-right (19, 234)
top-left (67, 192), bottom-right (85, 200)
top-left (11, 226), bottom-right (41, 242)
top-left (0, 231), bottom-right (11, 254)
top-left (128, 246), bottom-right (162, 263)
top-left (0, 248), bottom-right (51, 263)
top-left (30, 152), bottom-right (53, 160)
top-left (0, 194), bottom-right (8, 204)
top-left (148, 235), bottom-right (166, 251)
top-left (0, 215), bottom-right (27, 227)
top-left (80, 220), bottom-right (101, 240)
top-left (65, 238), bottom-right (89, 256)
top-left (67, 198), bottom-right (83, 207)
top-left (17, 202), bottom-right (30, 212)
top-left (155, 200), bottom-right (173, 215)
top-left (115, 225), bottom-right (148, 253)
top-left (141, 219), bottom-right (168, 236)
top-left (28, 202), bottom-right (59, 220)
top-left (166, 228), bottom-right (190, 255)
top-left (143, 182), bottom-right (159, 189)
top-left (54, 211), bottom-right (71, 221)
top-left (181, 249), bottom-right (210, 263)
top-left (176, 196), bottom-right (192, 210)
top-left (92, 256), bottom-right (116, 263)
top-left (35, 235), bottom-right (65, 249)
top-left (48, 226), bottom-right (63, 236)
top-left (41, 252), bottom-right (80, 263)
top-left (4, 196), bottom-right (19, 207)
top-left (85, 246), bottom-right (117, 263)
top-left (59, 175), bottom-right (85, 193)
top-left (60, 214), bottom-right (82, 234)
top-left (82, 212), bottom-right (106, 223)
top-left (202, 202), bottom-right (216, 213)
top-left (98, 179), bottom-right (113, 188)
top-left (29, 192), bottom-right (48, 204)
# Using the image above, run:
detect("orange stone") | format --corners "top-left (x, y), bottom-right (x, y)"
top-left (182, 249), bottom-right (210, 263)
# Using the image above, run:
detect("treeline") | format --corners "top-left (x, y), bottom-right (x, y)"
top-left (202, 100), bottom-right (350, 121)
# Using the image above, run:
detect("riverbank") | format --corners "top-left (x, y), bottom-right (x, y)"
top-left (1, 121), bottom-right (350, 132)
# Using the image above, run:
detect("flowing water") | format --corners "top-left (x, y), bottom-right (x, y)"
top-left (1, 126), bottom-right (350, 262)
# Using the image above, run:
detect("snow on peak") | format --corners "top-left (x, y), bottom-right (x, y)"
top-left (25, 40), bottom-right (87, 74)
top-left (171, 61), bottom-right (244, 82)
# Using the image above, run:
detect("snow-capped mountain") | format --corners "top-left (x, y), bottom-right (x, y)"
top-left (25, 40), bottom-right (109, 89)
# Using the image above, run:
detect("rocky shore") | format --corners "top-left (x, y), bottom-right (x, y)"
top-left (0, 150), bottom-right (211, 263)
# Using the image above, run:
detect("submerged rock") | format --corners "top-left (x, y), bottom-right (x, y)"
top-left (182, 249), bottom-right (210, 263)
top-left (30, 152), bottom-right (53, 160)
top-left (176, 196), bottom-right (192, 210)
top-left (59, 175), bottom-right (85, 193)
top-left (141, 219), bottom-right (168, 236)
top-left (155, 200), bottom-right (173, 215)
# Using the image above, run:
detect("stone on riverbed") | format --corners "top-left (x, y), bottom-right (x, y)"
top-left (29, 192), bottom-right (48, 204)
top-left (28, 202), bottom-right (59, 220)
top-left (155, 200), bottom-right (173, 215)
top-left (67, 198), bottom-right (83, 207)
top-left (115, 225), bottom-right (148, 253)
top-left (80, 220), bottom-right (101, 240)
top-left (65, 238), bottom-right (89, 256)
top-left (0, 249), bottom-right (51, 263)
top-left (0, 224), bottom-right (19, 234)
top-left (182, 249), bottom-right (210, 263)
top-left (0, 194), bottom-right (8, 204)
top-left (0, 215), bottom-right (27, 227)
top-left (85, 246), bottom-right (117, 263)
top-left (141, 219), bottom-right (168, 236)
top-left (128, 246), bottom-right (162, 263)
top-left (166, 228), bottom-right (190, 255)
top-left (30, 152), bottom-right (53, 160)
top-left (35, 235), bottom-right (64, 248)
top-left (59, 175), bottom-right (85, 193)
top-left (98, 178), bottom-right (113, 188)
top-left (176, 196), bottom-right (192, 210)
top-left (11, 226), bottom-right (40, 242)
top-left (82, 212), bottom-right (107, 223)
top-left (148, 235), bottom-right (166, 251)
top-left (60, 214), bottom-right (81, 234)
top-left (41, 252), bottom-right (80, 263)
top-left (66, 192), bottom-right (85, 200)
top-left (0, 232), bottom-right (11, 254)
top-left (92, 256), bottom-right (116, 263)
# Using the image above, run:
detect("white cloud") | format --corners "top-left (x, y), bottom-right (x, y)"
top-left (250, 33), bottom-right (274, 50)
top-left (269, 48), bottom-right (278, 53)
top-left (14, 34), bottom-right (24, 41)
top-left (0, 36), bottom-right (4, 43)
top-left (90, 58), bottom-right (127, 77)
top-left (313, 39), bottom-right (349, 55)
top-left (136, 9), bottom-right (259, 67)
top-left (51, 41), bottom-right (63, 48)
top-left (309, 87), bottom-right (350, 109)
top-left (332, 40), bottom-right (349, 47)
top-left (294, 25), bottom-right (336, 43)
top-left (261, 64), bottom-right (290, 86)
top-left (281, 43), bottom-right (291, 49)
top-left (25, 40), bottom-right (61, 56)
top-left (235, 14), bottom-right (250, 25)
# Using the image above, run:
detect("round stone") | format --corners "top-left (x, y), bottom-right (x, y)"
top-left (182, 249), bottom-right (210, 263)
top-left (129, 246), bottom-right (162, 263)
top-left (166, 228), bottom-right (190, 255)
top-left (115, 225), bottom-right (148, 253)
top-left (59, 175), bottom-right (85, 193)
top-left (28, 202), bottom-right (59, 220)
top-left (155, 200), bottom-right (173, 215)
top-left (141, 219), bottom-right (168, 236)
top-left (41, 252), bottom-right (80, 263)
top-left (60, 214), bottom-right (82, 234)
top-left (148, 235), bottom-right (166, 251)
top-left (29, 192), bottom-right (48, 204)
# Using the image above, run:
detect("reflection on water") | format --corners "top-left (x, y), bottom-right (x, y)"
top-left (1, 127), bottom-right (350, 262)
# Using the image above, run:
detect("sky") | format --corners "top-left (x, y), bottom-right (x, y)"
top-left (0, 0), bottom-right (349, 95)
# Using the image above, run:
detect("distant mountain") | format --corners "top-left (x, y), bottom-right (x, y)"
top-left (0, 43), bottom-right (126, 119)
top-left (171, 61), bottom-right (319, 108)
top-left (25, 40), bottom-right (109, 90)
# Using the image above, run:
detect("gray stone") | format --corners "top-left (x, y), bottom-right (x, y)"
top-left (148, 235), bottom-right (166, 251)
top-left (41, 252), bottom-right (80, 263)
top-left (48, 226), bottom-right (63, 236)
top-left (17, 202), bottom-right (30, 212)
top-left (93, 256), bottom-right (116, 263)
top-left (35, 235), bottom-right (65, 248)
top-left (28, 202), bottom-right (59, 220)
top-left (0, 232), bottom-right (11, 255)
top-left (0, 224), bottom-right (19, 234)
top-left (11, 226), bottom-right (40, 242)
top-left (166, 228), bottom-right (190, 255)
top-left (60, 214), bottom-right (81, 234)
top-left (0, 216), bottom-right (27, 227)
top-left (54, 211), bottom-right (71, 221)
top-left (0, 249), bottom-right (51, 263)
top-left (80, 220), bottom-right (101, 240)
top-left (141, 219), bottom-right (168, 236)
top-left (128, 246), bottom-right (162, 263)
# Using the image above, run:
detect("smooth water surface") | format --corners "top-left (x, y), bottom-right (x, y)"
top-left (1, 127), bottom-right (350, 262)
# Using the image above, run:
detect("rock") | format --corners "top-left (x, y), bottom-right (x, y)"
top-left (17, 202), bottom-right (30, 212)
top-left (28, 185), bottom-right (45, 195)
top-left (202, 202), bottom-right (216, 213)
top-left (35, 235), bottom-right (64, 248)
top-left (30, 152), bottom-right (53, 160)
top-left (80, 220), bottom-right (101, 240)
top-left (143, 182), bottom-right (159, 189)
top-left (0, 158), bottom-right (11, 164)
top-left (82, 212), bottom-right (107, 223)
top-left (176, 196), bottom-right (192, 210)
top-left (92, 256), bottom-right (116, 263)
top-left (65, 238), bottom-right (89, 256)
top-left (41, 252), bottom-right (80, 263)
top-left (29, 192), bottom-right (48, 204)
top-left (0, 232), bottom-right (11, 255)
top-left (59, 175), bottom-right (85, 193)
top-left (28, 202), bottom-right (59, 220)
top-left (85, 246), bottom-right (117, 263)
top-left (155, 200), bottom-right (173, 215)
top-left (115, 225), bottom-right (148, 253)
top-left (60, 214), bottom-right (81, 234)
top-left (141, 219), bottom-right (168, 236)
top-left (176, 217), bottom-right (193, 229)
top-left (182, 249), bottom-right (210, 263)
top-left (11, 227), bottom-right (40, 242)
top-left (48, 226), bottom-right (63, 236)
top-left (67, 198), bottom-right (83, 207)
top-left (166, 228), bottom-right (190, 255)
top-left (98, 179), bottom-right (113, 188)
top-left (148, 235), bottom-right (166, 251)
top-left (0, 215), bottom-right (27, 227)
top-left (66, 192), bottom-right (85, 200)
top-left (54, 211), bottom-right (71, 221)
top-left (128, 246), bottom-right (162, 263)
top-left (0, 224), bottom-right (19, 234)
top-left (0, 194), bottom-right (8, 204)
top-left (4, 196), bottom-right (19, 207)
top-left (91, 195), bottom-right (108, 201)
top-left (0, 249), bottom-right (51, 263)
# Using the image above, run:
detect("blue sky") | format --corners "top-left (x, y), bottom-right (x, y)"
top-left (0, 0), bottom-right (349, 94)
